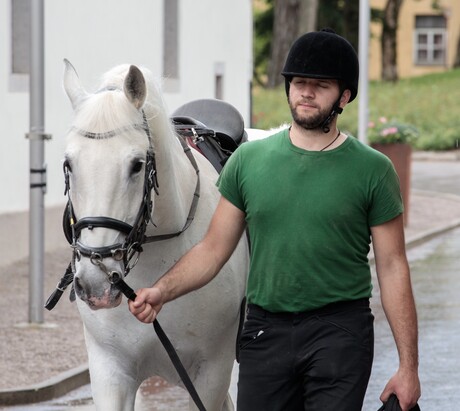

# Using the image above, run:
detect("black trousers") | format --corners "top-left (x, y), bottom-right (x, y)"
top-left (237, 299), bottom-right (374, 411)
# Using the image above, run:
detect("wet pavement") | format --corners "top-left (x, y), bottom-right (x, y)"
top-left (363, 226), bottom-right (460, 410)
top-left (411, 160), bottom-right (460, 196)
top-left (2, 156), bottom-right (460, 410)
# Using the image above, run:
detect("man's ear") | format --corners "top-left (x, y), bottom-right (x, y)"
top-left (339, 89), bottom-right (352, 108)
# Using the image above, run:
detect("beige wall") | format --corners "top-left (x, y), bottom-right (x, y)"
top-left (369, 0), bottom-right (460, 80)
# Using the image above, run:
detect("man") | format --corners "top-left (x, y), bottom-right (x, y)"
top-left (129, 29), bottom-right (421, 410)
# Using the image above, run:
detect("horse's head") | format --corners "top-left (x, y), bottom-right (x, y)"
top-left (63, 60), bottom-right (160, 310)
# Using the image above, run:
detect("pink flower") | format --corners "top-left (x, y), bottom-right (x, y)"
top-left (381, 126), bottom-right (398, 136)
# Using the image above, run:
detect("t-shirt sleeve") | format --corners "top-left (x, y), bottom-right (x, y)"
top-left (216, 146), bottom-right (246, 211)
top-left (368, 162), bottom-right (404, 226)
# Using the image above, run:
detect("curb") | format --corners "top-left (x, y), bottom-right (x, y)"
top-left (412, 150), bottom-right (460, 162)
top-left (0, 364), bottom-right (89, 406)
top-left (405, 218), bottom-right (460, 250)
top-left (367, 216), bottom-right (460, 265)
top-left (405, 190), bottom-right (460, 249)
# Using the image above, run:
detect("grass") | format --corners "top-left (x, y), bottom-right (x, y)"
top-left (251, 69), bottom-right (460, 151)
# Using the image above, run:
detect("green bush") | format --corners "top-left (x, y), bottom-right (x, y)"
top-left (252, 69), bottom-right (460, 151)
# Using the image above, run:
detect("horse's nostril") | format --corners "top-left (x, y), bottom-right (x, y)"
top-left (74, 277), bottom-right (84, 295)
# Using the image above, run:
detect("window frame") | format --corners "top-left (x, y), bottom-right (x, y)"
top-left (413, 16), bottom-right (447, 66)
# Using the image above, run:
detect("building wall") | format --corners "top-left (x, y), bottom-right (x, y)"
top-left (0, 0), bottom-right (252, 264)
top-left (369, 0), bottom-right (459, 80)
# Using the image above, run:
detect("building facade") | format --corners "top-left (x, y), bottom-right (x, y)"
top-left (369, 0), bottom-right (460, 80)
top-left (1, 0), bottom-right (253, 265)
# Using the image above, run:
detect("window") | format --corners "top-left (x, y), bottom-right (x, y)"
top-left (12, 0), bottom-right (30, 74)
top-left (214, 62), bottom-right (225, 100)
top-left (10, 0), bottom-right (30, 91)
top-left (414, 15), bottom-right (447, 66)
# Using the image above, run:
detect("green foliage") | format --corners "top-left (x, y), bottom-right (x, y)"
top-left (253, 0), bottom-right (274, 86)
top-left (252, 69), bottom-right (460, 151)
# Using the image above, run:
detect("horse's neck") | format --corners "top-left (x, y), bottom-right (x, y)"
top-left (150, 130), bottom-right (198, 234)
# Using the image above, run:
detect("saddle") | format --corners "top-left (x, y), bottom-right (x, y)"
top-left (172, 98), bottom-right (248, 172)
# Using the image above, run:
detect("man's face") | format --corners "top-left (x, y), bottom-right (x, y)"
top-left (288, 77), bottom-right (341, 130)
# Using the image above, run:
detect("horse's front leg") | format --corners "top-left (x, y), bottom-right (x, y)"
top-left (86, 339), bottom-right (141, 411)
top-left (89, 363), bottom-right (140, 411)
top-left (187, 352), bottom-right (236, 411)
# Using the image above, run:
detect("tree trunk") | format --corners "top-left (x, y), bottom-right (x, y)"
top-left (381, 0), bottom-right (403, 82)
top-left (342, 1), bottom-right (360, 52)
top-left (298, 0), bottom-right (318, 36)
top-left (267, 0), bottom-right (301, 88)
top-left (454, 34), bottom-right (460, 68)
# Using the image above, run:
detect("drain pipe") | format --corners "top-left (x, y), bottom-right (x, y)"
top-left (26, 0), bottom-right (51, 324)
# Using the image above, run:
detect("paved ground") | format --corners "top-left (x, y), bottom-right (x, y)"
top-left (1, 152), bottom-right (460, 408)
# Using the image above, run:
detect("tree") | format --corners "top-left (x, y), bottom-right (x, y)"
top-left (253, 0), bottom-right (274, 86)
top-left (381, 0), bottom-right (404, 82)
top-left (455, 35), bottom-right (460, 68)
top-left (298, 0), bottom-right (318, 36)
top-left (266, 0), bottom-right (319, 88)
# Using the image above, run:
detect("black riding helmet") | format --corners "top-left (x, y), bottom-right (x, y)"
top-left (281, 28), bottom-right (359, 132)
top-left (282, 28), bottom-right (359, 101)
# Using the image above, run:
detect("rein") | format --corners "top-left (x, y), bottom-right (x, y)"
top-left (46, 111), bottom-right (206, 411)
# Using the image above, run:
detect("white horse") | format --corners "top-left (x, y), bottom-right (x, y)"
top-left (62, 60), bottom-right (249, 410)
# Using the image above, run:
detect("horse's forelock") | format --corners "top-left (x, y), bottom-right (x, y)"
top-left (71, 64), bottom-right (174, 142)
top-left (73, 91), bottom-right (139, 133)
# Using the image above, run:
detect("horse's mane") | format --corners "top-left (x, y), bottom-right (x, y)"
top-left (71, 65), bottom-right (175, 141)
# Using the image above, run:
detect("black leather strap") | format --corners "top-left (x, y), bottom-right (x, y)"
top-left (74, 217), bottom-right (133, 237)
top-left (45, 263), bottom-right (74, 310)
top-left (115, 278), bottom-right (207, 411)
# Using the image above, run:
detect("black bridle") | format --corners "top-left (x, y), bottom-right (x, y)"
top-left (61, 111), bottom-right (200, 282)
top-left (46, 111), bottom-right (206, 411)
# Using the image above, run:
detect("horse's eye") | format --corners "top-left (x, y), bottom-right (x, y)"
top-left (131, 160), bottom-right (144, 174)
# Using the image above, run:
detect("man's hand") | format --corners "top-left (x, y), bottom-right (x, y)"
top-left (128, 287), bottom-right (163, 323)
top-left (380, 367), bottom-right (421, 411)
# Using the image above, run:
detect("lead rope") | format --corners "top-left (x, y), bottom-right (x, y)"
top-left (110, 276), bottom-right (207, 411)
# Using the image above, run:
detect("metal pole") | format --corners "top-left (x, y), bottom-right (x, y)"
top-left (28, 0), bottom-right (50, 324)
top-left (358, 0), bottom-right (370, 144)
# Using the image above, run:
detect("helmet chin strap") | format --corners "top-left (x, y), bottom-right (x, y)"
top-left (320, 98), bottom-right (343, 133)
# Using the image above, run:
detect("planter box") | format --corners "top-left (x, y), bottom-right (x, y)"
top-left (371, 143), bottom-right (412, 226)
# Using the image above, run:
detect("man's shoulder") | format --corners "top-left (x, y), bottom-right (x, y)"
top-left (346, 136), bottom-right (394, 166)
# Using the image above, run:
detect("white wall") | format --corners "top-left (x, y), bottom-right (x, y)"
top-left (0, 0), bottom-right (252, 263)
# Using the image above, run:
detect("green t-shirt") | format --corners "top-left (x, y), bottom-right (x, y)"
top-left (217, 129), bottom-right (403, 313)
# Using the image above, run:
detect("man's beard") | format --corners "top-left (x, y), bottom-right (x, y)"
top-left (289, 98), bottom-right (333, 131)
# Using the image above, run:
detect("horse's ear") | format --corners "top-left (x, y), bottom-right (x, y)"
top-left (123, 65), bottom-right (146, 110)
top-left (63, 59), bottom-right (88, 110)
